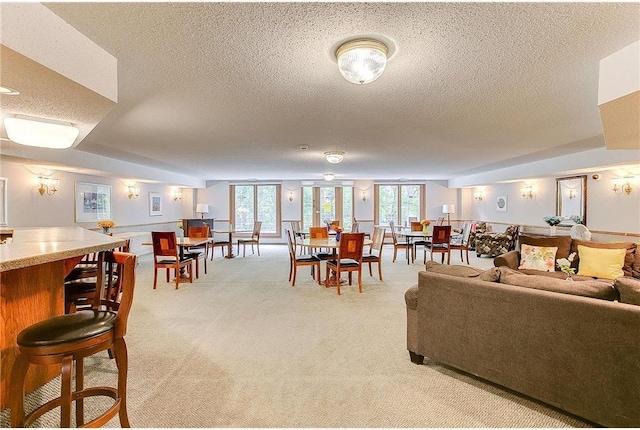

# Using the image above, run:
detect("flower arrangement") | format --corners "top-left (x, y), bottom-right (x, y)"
top-left (420, 219), bottom-right (431, 226)
top-left (557, 252), bottom-right (577, 278)
top-left (570, 215), bottom-right (583, 224)
top-left (333, 226), bottom-right (343, 233)
top-left (98, 220), bottom-right (115, 229)
top-left (543, 216), bottom-right (562, 226)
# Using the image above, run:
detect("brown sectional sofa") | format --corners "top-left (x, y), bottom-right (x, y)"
top-left (405, 261), bottom-right (640, 427)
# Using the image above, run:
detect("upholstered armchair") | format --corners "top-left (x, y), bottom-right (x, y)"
top-left (475, 224), bottom-right (520, 257)
top-left (468, 221), bottom-right (488, 250)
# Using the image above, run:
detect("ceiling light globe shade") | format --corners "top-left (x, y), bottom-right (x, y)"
top-left (4, 116), bottom-right (79, 149)
top-left (323, 173), bottom-right (335, 181)
top-left (336, 39), bottom-right (388, 85)
top-left (324, 151), bottom-right (345, 164)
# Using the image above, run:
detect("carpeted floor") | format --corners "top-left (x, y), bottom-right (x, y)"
top-left (2, 244), bottom-right (592, 427)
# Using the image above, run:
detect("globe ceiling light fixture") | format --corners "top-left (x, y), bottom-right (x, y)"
top-left (324, 151), bottom-right (345, 164)
top-left (323, 173), bottom-right (335, 181)
top-left (336, 38), bottom-right (388, 85)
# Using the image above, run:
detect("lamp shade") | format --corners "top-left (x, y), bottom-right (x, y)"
top-left (4, 116), bottom-right (79, 149)
top-left (195, 203), bottom-right (209, 214)
top-left (442, 204), bottom-right (455, 214)
top-left (336, 39), bottom-right (388, 85)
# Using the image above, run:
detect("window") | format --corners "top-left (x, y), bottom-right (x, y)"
top-left (231, 184), bottom-right (280, 236)
top-left (301, 186), bottom-right (353, 230)
top-left (375, 184), bottom-right (423, 227)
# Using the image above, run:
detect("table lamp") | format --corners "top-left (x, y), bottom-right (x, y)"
top-left (442, 204), bottom-right (455, 225)
top-left (196, 203), bottom-right (209, 219)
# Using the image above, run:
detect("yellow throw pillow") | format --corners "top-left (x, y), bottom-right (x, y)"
top-left (518, 244), bottom-right (558, 272)
top-left (577, 245), bottom-right (626, 279)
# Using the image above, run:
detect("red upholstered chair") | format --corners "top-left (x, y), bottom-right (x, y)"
top-left (10, 251), bottom-right (137, 428)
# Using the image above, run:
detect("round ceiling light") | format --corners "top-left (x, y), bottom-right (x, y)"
top-left (324, 151), bottom-right (345, 164)
top-left (323, 173), bottom-right (335, 181)
top-left (336, 39), bottom-right (388, 85)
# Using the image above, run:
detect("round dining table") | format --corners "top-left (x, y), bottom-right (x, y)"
top-left (301, 237), bottom-right (372, 286)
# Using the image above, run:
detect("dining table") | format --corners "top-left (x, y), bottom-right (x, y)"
top-left (399, 230), bottom-right (433, 265)
top-left (212, 229), bottom-right (251, 258)
top-left (301, 237), bottom-right (373, 286)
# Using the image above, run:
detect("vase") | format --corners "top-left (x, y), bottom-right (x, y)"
top-left (566, 274), bottom-right (573, 281)
top-left (422, 226), bottom-right (429, 234)
top-left (102, 227), bottom-right (110, 234)
top-left (549, 226), bottom-right (556, 235)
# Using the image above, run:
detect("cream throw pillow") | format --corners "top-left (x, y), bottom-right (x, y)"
top-left (518, 244), bottom-right (558, 272)
top-left (577, 245), bottom-right (626, 279)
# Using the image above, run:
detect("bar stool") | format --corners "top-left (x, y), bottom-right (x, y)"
top-left (9, 250), bottom-right (137, 428)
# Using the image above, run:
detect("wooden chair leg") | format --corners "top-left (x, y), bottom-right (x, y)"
top-left (9, 353), bottom-right (29, 427)
top-left (292, 264), bottom-right (297, 286)
top-left (358, 270), bottom-right (363, 293)
top-left (60, 354), bottom-right (73, 427)
top-left (174, 265), bottom-right (179, 289)
top-left (76, 357), bottom-right (85, 426)
top-left (113, 337), bottom-right (131, 428)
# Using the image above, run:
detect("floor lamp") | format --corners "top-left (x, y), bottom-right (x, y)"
top-left (442, 204), bottom-right (455, 225)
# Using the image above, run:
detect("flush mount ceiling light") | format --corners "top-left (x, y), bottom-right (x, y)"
top-left (336, 38), bottom-right (388, 85)
top-left (323, 173), bottom-right (335, 181)
top-left (4, 115), bottom-right (79, 149)
top-left (324, 151), bottom-right (345, 164)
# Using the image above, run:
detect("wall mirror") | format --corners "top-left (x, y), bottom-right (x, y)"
top-left (556, 175), bottom-right (587, 226)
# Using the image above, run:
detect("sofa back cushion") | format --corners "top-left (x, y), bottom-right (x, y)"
top-left (425, 260), bottom-right (500, 281)
top-left (570, 239), bottom-right (636, 277)
top-left (614, 277), bottom-right (640, 306)
top-left (498, 266), bottom-right (619, 301)
top-left (519, 234), bottom-right (572, 261)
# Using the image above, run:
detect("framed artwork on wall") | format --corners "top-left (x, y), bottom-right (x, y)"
top-left (149, 192), bottom-right (163, 216)
top-left (496, 195), bottom-right (508, 212)
top-left (75, 182), bottom-right (112, 223)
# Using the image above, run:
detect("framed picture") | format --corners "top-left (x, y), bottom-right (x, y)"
top-left (75, 182), bottom-right (112, 223)
top-left (149, 192), bottom-right (163, 216)
top-left (0, 178), bottom-right (7, 226)
top-left (496, 195), bottom-right (508, 212)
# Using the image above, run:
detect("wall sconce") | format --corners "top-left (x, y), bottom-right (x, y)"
top-left (288, 191), bottom-right (294, 202)
top-left (473, 188), bottom-right (485, 201)
top-left (172, 189), bottom-right (183, 201)
top-left (521, 185), bottom-right (534, 199)
top-left (361, 191), bottom-right (367, 201)
top-left (127, 185), bottom-right (140, 199)
top-left (37, 176), bottom-right (59, 196)
top-left (611, 177), bottom-right (634, 195)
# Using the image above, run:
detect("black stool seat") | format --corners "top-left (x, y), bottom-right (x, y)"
top-left (18, 310), bottom-right (116, 348)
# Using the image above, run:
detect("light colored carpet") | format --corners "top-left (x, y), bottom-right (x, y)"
top-left (2, 244), bottom-right (591, 427)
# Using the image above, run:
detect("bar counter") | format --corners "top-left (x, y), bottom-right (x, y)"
top-left (0, 227), bottom-right (126, 409)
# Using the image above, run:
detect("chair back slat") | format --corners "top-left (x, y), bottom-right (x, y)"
top-left (338, 233), bottom-right (365, 261)
top-left (188, 225), bottom-right (210, 238)
top-left (94, 250), bottom-right (137, 338)
top-left (285, 229), bottom-right (296, 257)
top-left (432, 225), bottom-right (452, 245)
top-left (309, 227), bottom-right (328, 239)
top-left (152, 231), bottom-right (178, 258)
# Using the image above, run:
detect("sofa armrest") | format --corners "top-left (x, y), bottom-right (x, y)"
top-left (494, 250), bottom-right (520, 269)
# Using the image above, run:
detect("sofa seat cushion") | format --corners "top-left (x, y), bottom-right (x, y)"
top-left (498, 267), bottom-right (619, 301)
top-left (405, 284), bottom-right (418, 310)
top-left (516, 269), bottom-right (594, 281)
top-left (425, 261), bottom-right (500, 282)
top-left (519, 234), bottom-right (572, 261)
top-left (570, 239), bottom-right (636, 277)
top-left (614, 277), bottom-right (640, 306)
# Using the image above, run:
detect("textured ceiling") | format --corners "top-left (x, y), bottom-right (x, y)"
top-left (16, 3), bottom-right (640, 182)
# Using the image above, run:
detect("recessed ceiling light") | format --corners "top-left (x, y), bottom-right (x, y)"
top-left (299, 145), bottom-right (309, 150)
top-left (0, 86), bottom-right (20, 95)
top-left (324, 151), bottom-right (345, 164)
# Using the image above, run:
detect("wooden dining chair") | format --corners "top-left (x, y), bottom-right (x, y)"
top-left (151, 231), bottom-right (193, 289)
top-left (425, 225), bottom-right (452, 264)
top-left (326, 233), bottom-right (365, 295)
top-left (362, 227), bottom-right (386, 280)
top-left (410, 221), bottom-right (430, 262)
top-left (238, 221), bottom-right (262, 257)
top-left (10, 250), bottom-right (137, 428)
top-left (308, 226), bottom-right (332, 259)
top-left (285, 229), bottom-right (321, 287)
top-left (186, 225), bottom-right (210, 277)
top-left (389, 221), bottom-right (413, 263)
top-left (449, 222), bottom-right (472, 264)
top-left (351, 217), bottom-right (371, 239)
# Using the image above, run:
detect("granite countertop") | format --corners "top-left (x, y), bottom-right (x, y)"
top-left (0, 227), bottom-right (127, 272)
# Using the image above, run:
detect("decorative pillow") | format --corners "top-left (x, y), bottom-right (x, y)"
top-left (519, 235), bottom-right (572, 261)
top-left (518, 244), bottom-right (558, 272)
top-left (577, 245), bottom-right (626, 279)
top-left (571, 239), bottom-right (635, 276)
